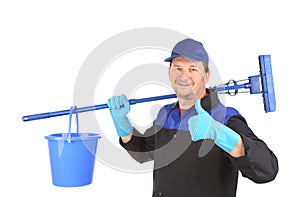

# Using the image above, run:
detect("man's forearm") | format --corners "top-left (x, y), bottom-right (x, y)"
top-left (230, 137), bottom-right (245, 158)
top-left (121, 134), bottom-right (132, 143)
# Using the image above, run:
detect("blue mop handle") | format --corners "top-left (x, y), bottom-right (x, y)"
top-left (22, 94), bottom-right (177, 122)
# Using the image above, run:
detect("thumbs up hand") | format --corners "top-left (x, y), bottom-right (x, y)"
top-left (188, 99), bottom-right (241, 154)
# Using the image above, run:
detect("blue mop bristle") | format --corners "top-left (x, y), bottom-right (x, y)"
top-left (259, 55), bottom-right (276, 112)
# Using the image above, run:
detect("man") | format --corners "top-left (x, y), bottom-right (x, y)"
top-left (107, 38), bottom-right (278, 197)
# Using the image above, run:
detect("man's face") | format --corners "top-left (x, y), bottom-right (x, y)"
top-left (168, 56), bottom-right (210, 100)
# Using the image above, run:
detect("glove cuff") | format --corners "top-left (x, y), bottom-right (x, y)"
top-left (113, 117), bottom-right (133, 137)
top-left (215, 125), bottom-right (240, 154)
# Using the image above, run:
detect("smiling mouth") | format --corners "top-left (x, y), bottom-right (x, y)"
top-left (176, 82), bottom-right (193, 87)
top-left (178, 84), bottom-right (190, 87)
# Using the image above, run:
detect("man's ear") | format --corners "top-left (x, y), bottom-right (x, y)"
top-left (204, 71), bottom-right (210, 84)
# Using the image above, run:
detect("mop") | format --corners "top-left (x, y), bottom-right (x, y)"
top-left (22, 55), bottom-right (276, 122)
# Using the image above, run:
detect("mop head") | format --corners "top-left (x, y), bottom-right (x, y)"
top-left (259, 55), bottom-right (276, 113)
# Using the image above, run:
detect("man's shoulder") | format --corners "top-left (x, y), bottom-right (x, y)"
top-left (210, 103), bottom-right (241, 124)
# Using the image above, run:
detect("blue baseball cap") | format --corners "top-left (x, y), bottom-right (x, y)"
top-left (164, 38), bottom-right (209, 64)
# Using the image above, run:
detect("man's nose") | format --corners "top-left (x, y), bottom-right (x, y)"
top-left (180, 68), bottom-right (192, 78)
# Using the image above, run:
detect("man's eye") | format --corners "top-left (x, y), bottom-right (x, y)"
top-left (190, 68), bottom-right (198, 72)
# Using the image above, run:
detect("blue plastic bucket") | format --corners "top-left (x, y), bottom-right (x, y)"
top-left (45, 106), bottom-right (101, 187)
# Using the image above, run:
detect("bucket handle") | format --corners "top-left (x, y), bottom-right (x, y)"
top-left (67, 106), bottom-right (79, 143)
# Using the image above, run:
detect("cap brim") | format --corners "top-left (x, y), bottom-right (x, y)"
top-left (164, 55), bottom-right (180, 62)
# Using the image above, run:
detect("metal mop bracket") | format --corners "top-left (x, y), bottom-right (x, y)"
top-left (212, 55), bottom-right (276, 113)
top-left (22, 55), bottom-right (276, 122)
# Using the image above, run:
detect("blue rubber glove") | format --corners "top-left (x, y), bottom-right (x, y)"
top-left (107, 94), bottom-right (133, 137)
top-left (188, 99), bottom-right (240, 153)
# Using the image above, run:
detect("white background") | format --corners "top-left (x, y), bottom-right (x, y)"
top-left (1, 0), bottom-right (298, 196)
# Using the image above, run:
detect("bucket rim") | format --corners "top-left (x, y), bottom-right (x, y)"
top-left (45, 133), bottom-right (101, 141)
